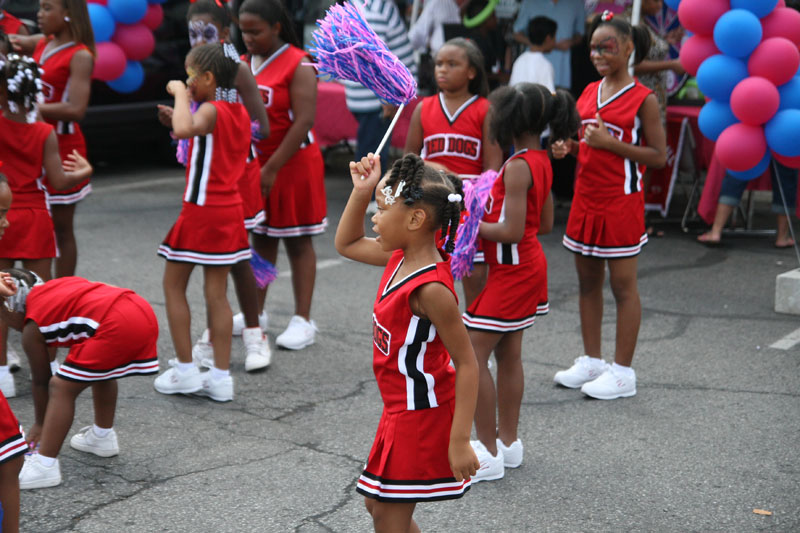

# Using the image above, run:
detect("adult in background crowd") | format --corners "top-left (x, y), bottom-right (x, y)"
top-left (513, 0), bottom-right (585, 92)
top-left (408, 0), bottom-right (461, 94)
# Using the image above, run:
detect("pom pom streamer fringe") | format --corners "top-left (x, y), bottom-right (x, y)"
top-left (250, 247), bottom-right (278, 289)
top-left (450, 170), bottom-right (497, 280)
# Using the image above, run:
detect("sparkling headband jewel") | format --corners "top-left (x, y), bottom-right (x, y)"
top-left (381, 180), bottom-right (405, 205)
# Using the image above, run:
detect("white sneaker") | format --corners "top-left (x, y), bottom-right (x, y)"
top-left (470, 440), bottom-right (504, 482)
top-left (496, 438), bottom-right (523, 468)
top-left (19, 454), bottom-right (61, 489)
top-left (554, 355), bottom-right (608, 389)
top-left (153, 360), bottom-right (202, 395)
top-left (581, 366), bottom-right (636, 400)
top-left (242, 327), bottom-right (271, 372)
top-left (69, 426), bottom-right (119, 457)
top-left (7, 347), bottom-right (20, 371)
top-left (276, 315), bottom-right (317, 350)
top-left (192, 330), bottom-right (214, 369)
top-left (0, 372), bottom-right (15, 398)
top-left (194, 373), bottom-right (233, 402)
top-left (232, 311), bottom-right (268, 336)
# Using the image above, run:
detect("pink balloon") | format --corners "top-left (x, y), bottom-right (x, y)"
top-left (141, 3), bottom-right (163, 31)
top-left (778, 0), bottom-right (786, 6)
top-left (716, 123), bottom-right (768, 172)
top-left (678, 0), bottom-right (729, 36)
top-left (679, 35), bottom-right (719, 77)
top-left (730, 77), bottom-right (780, 125)
top-left (748, 38), bottom-right (800, 87)
top-left (761, 8), bottom-right (800, 47)
top-left (112, 23), bottom-right (155, 61)
top-left (93, 41), bottom-right (126, 81)
top-left (773, 151), bottom-right (800, 169)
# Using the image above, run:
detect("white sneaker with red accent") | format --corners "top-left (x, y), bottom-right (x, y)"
top-left (243, 327), bottom-right (271, 372)
top-left (554, 356), bottom-right (608, 389)
top-left (581, 366), bottom-right (636, 400)
top-left (470, 440), bottom-right (504, 482)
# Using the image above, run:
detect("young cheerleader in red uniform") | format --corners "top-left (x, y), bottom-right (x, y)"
top-left (336, 153), bottom-right (479, 532)
top-left (0, 53), bottom-right (92, 398)
top-left (405, 37), bottom-right (502, 307)
top-left (464, 83), bottom-right (579, 482)
top-left (153, 43), bottom-right (252, 403)
top-left (552, 12), bottom-right (666, 400)
top-left (0, 4), bottom-right (28, 36)
top-left (239, 0), bottom-right (327, 350)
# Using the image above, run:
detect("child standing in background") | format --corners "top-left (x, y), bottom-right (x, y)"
top-left (509, 16), bottom-right (557, 92)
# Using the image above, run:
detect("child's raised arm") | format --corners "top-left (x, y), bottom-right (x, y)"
top-left (334, 154), bottom-right (393, 266)
top-left (411, 282), bottom-right (480, 482)
top-left (42, 134), bottom-right (93, 190)
top-left (168, 80), bottom-right (217, 139)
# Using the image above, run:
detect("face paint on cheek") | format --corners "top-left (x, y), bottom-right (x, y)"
top-left (188, 20), bottom-right (219, 46)
top-left (186, 66), bottom-right (200, 85)
top-left (593, 36), bottom-right (620, 56)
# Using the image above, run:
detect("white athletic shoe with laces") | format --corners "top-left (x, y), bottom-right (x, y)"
top-left (232, 311), bottom-right (268, 336)
top-left (242, 327), bottom-right (271, 372)
top-left (276, 315), bottom-right (317, 350)
top-left (70, 426), bottom-right (119, 457)
top-left (194, 373), bottom-right (233, 402)
top-left (192, 330), bottom-right (214, 369)
top-left (496, 438), bottom-right (523, 468)
top-left (554, 355), bottom-right (609, 389)
top-left (581, 366), bottom-right (637, 400)
top-left (7, 347), bottom-right (20, 371)
top-left (19, 454), bottom-right (61, 490)
top-left (153, 360), bottom-right (202, 395)
top-left (470, 440), bottom-right (504, 482)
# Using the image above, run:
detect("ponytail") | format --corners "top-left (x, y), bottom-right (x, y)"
top-left (548, 88), bottom-right (580, 143)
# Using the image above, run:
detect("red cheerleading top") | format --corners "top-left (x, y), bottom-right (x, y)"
top-left (248, 44), bottom-right (316, 159)
top-left (576, 79), bottom-right (652, 199)
top-left (420, 93), bottom-right (489, 179)
top-left (372, 250), bottom-right (457, 413)
top-left (480, 149), bottom-right (552, 266)
top-left (0, 115), bottom-right (53, 209)
top-left (32, 38), bottom-right (90, 137)
top-left (25, 277), bottom-right (135, 347)
top-left (183, 101), bottom-right (250, 207)
top-left (0, 10), bottom-right (24, 34)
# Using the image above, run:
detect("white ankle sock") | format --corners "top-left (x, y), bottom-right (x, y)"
top-left (210, 366), bottom-right (230, 381)
top-left (37, 454), bottom-right (57, 467)
top-left (176, 361), bottom-right (196, 373)
top-left (585, 356), bottom-right (605, 368)
top-left (92, 424), bottom-right (112, 438)
top-left (0, 365), bottom-right (9, 378)
top-left (612, 362), bottom-right (635, 378)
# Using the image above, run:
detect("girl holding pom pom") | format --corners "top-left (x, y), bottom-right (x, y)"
top-left (551, 12), bottom-right (666, 400)
top-left (464, 83), bottom-right (579, 482)
top-left (404, 37), bottom-right (503, 307)
top-left (335, 152), bottom-right (479, 532)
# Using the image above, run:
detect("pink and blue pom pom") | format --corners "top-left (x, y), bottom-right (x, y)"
top-left (449, 170), bottom-right (497, 280)
top-left (308, 2), bottom-right (416, 106)
top-left (249, 247), bottom-right (278, 289)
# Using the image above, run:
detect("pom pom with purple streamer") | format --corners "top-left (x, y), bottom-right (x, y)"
top-left (308, 2), bottom-right (416, 106)
top-left (175, 101), bottom-right (200, 167)
top-left (450, 170), bottom-right (497, 280)
top-left (249, 247), bottom-right (278, 289)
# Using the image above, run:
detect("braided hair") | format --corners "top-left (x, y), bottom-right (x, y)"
top-left (187, 42), bottom-right (240, 101)
top-left (383, 154), bottom-right (465, 253)
top-left (1, 53), bottom-right (44, 123)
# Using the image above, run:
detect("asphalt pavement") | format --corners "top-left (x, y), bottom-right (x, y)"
top-left (8, 157), bottom-right (800, 532)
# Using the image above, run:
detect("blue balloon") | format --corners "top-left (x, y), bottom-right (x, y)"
top-left (107, 60), bottom-right (144, 94)
top-left (665, 0), bottom-right (681, 11)
top-left (698, 100), bottom-right (739, 142)
top-left (713, 9), bottom-right (763, 58)
top-left (148, 0), bottom-right (167, 3)
top-left (778, 77), bottom-right (800, 111)
top-left (729, 152), bottom-right (771, 181)
top-left (87, 4), bottom-right (115, 43)
top-left (731, 0), bottom-right (779, 19)
top-left (765, 109), bottom-right (800, 157)
top-left (108, 0), bottom-right (147, 25)
top-left (696, 55), bottom-right (749, 102)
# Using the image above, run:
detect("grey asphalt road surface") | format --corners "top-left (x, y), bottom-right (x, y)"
top-left (8, 159), bottom-right (799, 532)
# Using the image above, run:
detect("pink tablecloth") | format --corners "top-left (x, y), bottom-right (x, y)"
top-left (314, 81), bottom-right (420, 149)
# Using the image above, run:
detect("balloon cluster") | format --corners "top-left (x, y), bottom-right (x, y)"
top-left (670, 0), bottom-right (800, 179)
top-left (88, 0), bottom-right (166, 94)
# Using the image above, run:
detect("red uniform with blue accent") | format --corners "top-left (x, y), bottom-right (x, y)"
top-left (421, 93), bottom-right (488, 180)
top-left (33, 38), bottom-right (91, 204)
top-left (0, 115), bottom-right (57, 259)
top-left (25, 277), bottom-right (159, 382)
top-left (0, 10), bottom-right (25, 34)
top-left (563, 79), bottom-right (652, 258)
top-left (249, 44), bottom-right (327, 237)
top-left (158, 101), bottom-right (251, 265)
top-left (463, 149), bottom-right (551, 332)
top-left (357, 250), bottom-right (471, 502)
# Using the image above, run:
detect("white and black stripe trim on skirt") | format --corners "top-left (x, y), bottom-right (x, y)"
top-left (356, 471), bottom-right (471, 502)
top-left (252, 217), bottom-right (328, 238)
top-left (47, 183), bottom-right (92, 205)
top-left (0, 434), bottom-right (28, 464)
top-left (157, 245), bottom-right (252, 265)
top-left (244, 209), bottom-right (266, 231)
top-left (57, 359), bottom-right (160, 382)
top-left (562, 233), bottom-right (648, 258)
top-left (462, 303), bottom-right (548, 333)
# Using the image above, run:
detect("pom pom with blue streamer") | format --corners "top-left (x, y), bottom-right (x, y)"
top-left (249, 247), bottom-right (278, 289)
top-left (308, 1), bottom-right (417, 155)
top-left (449, 170), bottom-right (497, 280)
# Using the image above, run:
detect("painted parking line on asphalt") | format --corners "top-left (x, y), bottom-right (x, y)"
top-left (770, 326), bottom-right (800, 350)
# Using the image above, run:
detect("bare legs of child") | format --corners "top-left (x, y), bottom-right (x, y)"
top-left (51, 204), bottom-right (77, 278)
top-left (0, 455), bottom-right (22, 532)
top-left (364, 498), bottom-right (420, 533)
top-left (251, 233), bottom-right (318, 350)
top-left (461, 263), bottom-right (487, 309)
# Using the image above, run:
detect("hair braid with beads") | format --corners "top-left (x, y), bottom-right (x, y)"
top-left (187, 42), bottom-right (239, 101)
top-left (1, 53), bottom-right (44, 123)
top-left (384, 154), bottom-right (465, 253)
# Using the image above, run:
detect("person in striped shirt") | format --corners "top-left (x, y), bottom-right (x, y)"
top-left (343, 0), bottom-right (417, 165)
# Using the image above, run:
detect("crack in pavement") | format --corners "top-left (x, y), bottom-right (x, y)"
top-left (274, 378), bottom-right (374, 422)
